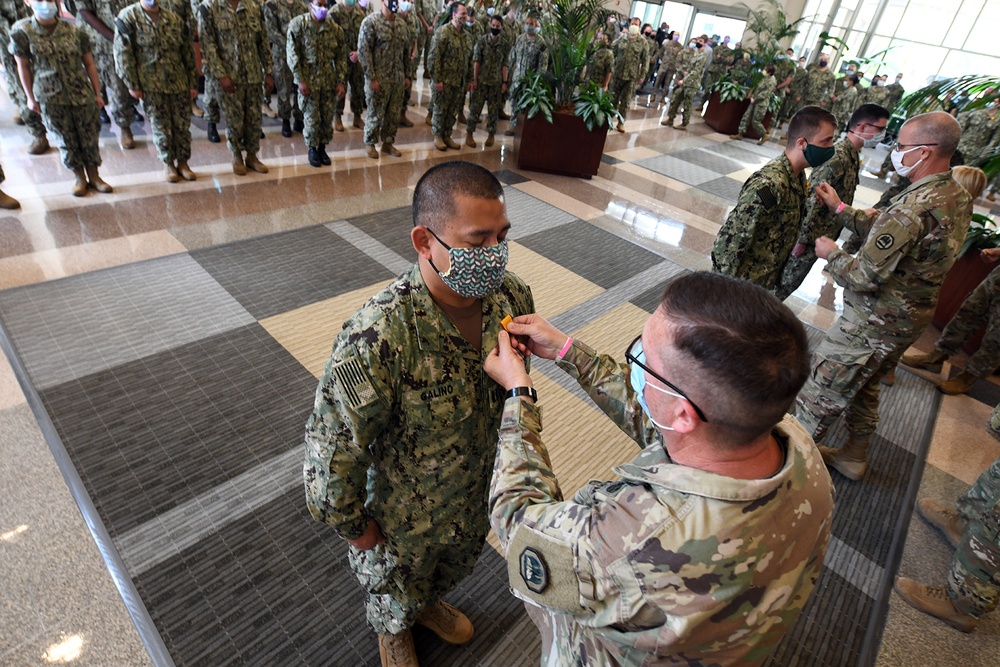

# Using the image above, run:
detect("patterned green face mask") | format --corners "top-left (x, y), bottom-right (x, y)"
top-left (427, 229), bottom-right (509, 299)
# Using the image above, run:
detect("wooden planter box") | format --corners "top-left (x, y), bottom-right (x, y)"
top-left (513, 111), bottom-right (608, 179)
top-left (702, 91), bottom-right (773, 138)
top-left (932, 246), bottom-right (993, 354)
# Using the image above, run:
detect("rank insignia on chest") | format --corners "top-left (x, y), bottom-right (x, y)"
top-left (519, 547), bottom-right (549, 593)
top-left (875, 233), bottom-right (894, 250)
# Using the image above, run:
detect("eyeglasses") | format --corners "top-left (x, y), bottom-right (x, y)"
top-left (625, 335), bottom-right (708, 422)
top-left (892, 142), bottom-right (937, 151)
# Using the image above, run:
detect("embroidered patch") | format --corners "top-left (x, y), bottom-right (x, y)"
top-left (332, 357), bottom-right (377, 409)
top-left (757, 186), bottom-right (777, 209)
top-left (875, 233), bottom-right (894, 250)
top-left (519, 547), bottom-right (549, 594)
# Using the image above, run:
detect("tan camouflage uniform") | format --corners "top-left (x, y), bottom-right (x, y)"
top-left (931, 268), bottom-right (1000, 379)
top-left (505, 30), bottom-right (545, 128)
top-left (738, 72), bottom-right (777, 137)
top-left (0, 0), bottom-right (46, 140)
top-left (488, 339), bottom-right (834, 666)
top-left (263, 0), bottom-right (308, 122)
top-left (357, 9), bottom-right (410, 147)
top-left (665, 47), bottom-right (706, 126)
top-left (795, 171), bottom-right (973, 440)
top-left (711, 153), bottom-right (807, 290)
top-left (286, 11), bottom-right (347, 148)
top-left (304, 264), bottom-right (534, 634)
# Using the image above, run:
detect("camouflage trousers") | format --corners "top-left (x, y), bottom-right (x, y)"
top-left (347, 537), bottom-right (483, 635)
top-left (93, 41), bottom-right (137, 129)
top-left (0, 37), bottom-right (46, 139)
top-left (301, 88), bottom-right (336, 147)
top-left (608, 76), bottom-right (634, 122)
top-left (738, 99), bottom-right (768, 137)
top-left (667, 82), bottom-right (697, 126)
top-left (777, 92), bottom-right (798, 125)
top-left (468, 82), bottom-right (502, 135)
top-left (431, 82), bottom-right (464, 137)
top-left (142, 91), bottom-right (193, 163)
top-left (364, 79), bottom-right (404, 146)
top-left (948, 451), bottom-right (1000, 618)
top-left (41, 102), bottom-right (102, 170)
top-left (202, 75), bottom-right (222, 124)
top-left (937, 269), bottom-right (1000, 378)
top-left (795, 314), bottom-right (926, 440)
top-left (270, 56), bottom-right (302, 121)
top-left (653, 68), bottom-right (675, 100)
top-left (336, 59), bottom-right (365, 117)
top-left (220, 83), bottom-right (262, 155)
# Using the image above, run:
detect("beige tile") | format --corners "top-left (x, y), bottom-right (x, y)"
top-left (511, 181), bottom-right (605, 221)
top-left (927, 394), bottom-right (1000, 486)
top-left (507, 242), bottom-right (604, 318)
top-left (614, 162), bottom-right (689, 192)
top-left (727, 167), bottom-right (757, 181)
top-left (605, 146), bottom-right (663, 161)
top-left (569, 302), bottom-right (651, 357)
top-left (854, 185), bottom-right (884, 208)
top-left (701, 132), bottom-right (731, 142)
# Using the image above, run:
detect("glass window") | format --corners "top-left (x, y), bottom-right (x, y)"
top-left (851, 0), bottom-right (882, 33)
top-left (945, 0), bottom-right (985, 50)
top-left (885, 40), bottom-right (948, 88)
top-left (965, 0), bottom-right (1000, 57)
top-left (939, 50), bottom-right (1000, 80)
top-left (690, 12), bottom-right (747, 43)
top-left (895, 0), bottom-right (948, 45)
top-left (833, 0), bottom-right (859, 28)
top-left (658, 1), bottom-right (694, 40)
top-left (875, 0), bottom-right (907, 36)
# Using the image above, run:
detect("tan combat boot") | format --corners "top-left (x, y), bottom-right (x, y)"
top-left (191, 101), bottom-right (204, 117)
top-left (660, 117), bottom-right (674, 127)
top-left (377, 630), bottom-right (419, 667)
top-left (938, 370), bottom-right (978, 395)
top-left (465, 130), bottom-right (477, 148)
top-left (244, 153), bottom-right (269, 174)
top-left (334, 114), bottom-right (345, 132)
top-left (381, 142), bottom-right (401, 157)
top-left (71, 168), bottom-right (88, 197)
top-left (757, 132), bottom-right (770, 145)
top-left (817, 434), bottom-right (870, 481)
top-left (164, 161), bottom-right (180, 183)
top-left (458, 109), bottom-right (467, 124)
top-left (900, 349), bottom-right (947, 373)
top-left (120, 125), bottom-right (135, 149)
top-left (85, 165), bottom-right (113, 193)
top-left (0, 188), bottom-right (20, 209)
top-left (366, 144), bottom-right (379, 159)
top-left (485, 132), bottom-right (494, 147)
top-left (177, 161), bottom-right (197, 181)
top-left (616, 121), bottom-right (625, 133)
top-left (894, 578), bottom-right (978, 632)
top-left (232, 152), bottom-right (247, 176)
top-left (353, 113), bottom-right (364, 129)
top-left (425, 111), bottom-right (432, 126)
top-left (415, 600), bottom-right (474, 645)
top-left (434, 136), bottom-right (447, 151)
top-left (987, 191), bottom-right (997, 202)
top-left (27, 136), bottom-right (49, 155)
top-left (443, 134), bottom-right (460, 149)
top-left (729, 133), bottom-right (744, 140)
top-left (916, 497), bottom-right (966, 549)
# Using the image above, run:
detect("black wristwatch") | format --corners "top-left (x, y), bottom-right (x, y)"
top-left (506, 386), bottom-right (537, 402)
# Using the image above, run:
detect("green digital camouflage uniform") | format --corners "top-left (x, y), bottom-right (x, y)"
top-left (114, 5), bottom-right (197, 164)
top-left (584, 43), bottom-right (613, 89)
top-left (10, 17), bottom-right (102, 170)
top-left (264, 0), bottom-right (308, 122)
top-left (286, 12), bottom-right (347, 148)
top-left (862, 83), bottom-right (889, 110)
top-left (776, 138), bottom-right (863, 301)
top-left (467, 30), bottom-right (507, 135)
top-left (332, 2), bottom-right (366, 118)
top-left (778, 66), bottom-right (809, 125)
top-left (358, 10), bottom-right (409, 147)
top-left (738, 72), bottom-right (777, 137)
top-left (506, 30), bottom-right (545, 128)
top-left (198, 0), bottom-right (271, 155)
top-left (711, 153), bottom-right (806, 290)
top-left (802, 66), bottom-right (835, 107)
top-left (931, 268), bottom-right (1000, 379)
top-left (957, 107), bottom-right (1000, 163)
top-left (415, 0), bottom-right (435, 71)
top-left (885, 80), bottom-right (905, 111)
top-left (488, 339), bottom-right (835, 666)
top-left (702, 41), bottom-right (731, 96)
top-left (77, 0), bottom-right (137, 128)
top-left (831, 82), bottom-right (858, 132)
top-left (0, 0), bottom-right (45, 139)
top-left (652, 39), bottom-right (680, 96)
top-left (795, 171), bottom-right (973, 440)
top-left (608, 33), bottom-right (648, 122)
top-left (303, 264), bottom-right (535, 635)
top-left (429, 22), bottom-right (472, 136)
top-left (665, 48), bottom-right (706, 126)
top-left (400, 8), bottom-right (419, 107)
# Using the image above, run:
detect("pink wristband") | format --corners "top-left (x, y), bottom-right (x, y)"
top-left (835, 202), bottom-right (846, 214)
top-left (557, 337), bottom-right (573, 360)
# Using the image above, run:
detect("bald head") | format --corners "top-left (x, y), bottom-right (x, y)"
top-left (901, 111), bottom-right (961, 158)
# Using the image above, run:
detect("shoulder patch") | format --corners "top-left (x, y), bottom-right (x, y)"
top-left (757, 185), bottom-right (777, 209)
top-left (874, 233), bottom-right (894, 250)
top-left (332, 356), bottom-right (378, 409)
top-left (519, 547), bottom-right (549, 593)
top-left (506, 522), bottom-right (581, 612)
top-left (864, 215), bottom-right (915, 266)
top-left (114, 17), bottom-right (130, 36)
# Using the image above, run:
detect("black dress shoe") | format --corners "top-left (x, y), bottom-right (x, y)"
top-left (293, 118), bottom-right (304, 134)
top-left (308, 146), bottom-right (322, 168)
top-left (318, 144), bottom-right (331, 165)
top-left (281, 119), bottom-right (292, 137)
top-left (207, 122), bottom-right (220, 143)
top-left (100, 108), bottom-right (111, 124)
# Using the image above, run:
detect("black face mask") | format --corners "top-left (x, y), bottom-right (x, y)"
top-left (490, 27), bottom-right (501, 36)
top-left (386, 0), bottom-right (398, 11)
top-left (696, 43), bottom-right (704, 48)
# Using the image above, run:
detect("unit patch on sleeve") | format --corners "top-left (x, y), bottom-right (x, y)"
top-left (519, 547), bottom-right (549, 594)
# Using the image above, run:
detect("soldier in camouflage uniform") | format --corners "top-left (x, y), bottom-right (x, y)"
top-left (11, 7), bottom-right (112, 196)
top-left (608, 20), bottom-right (647, 132)
top-left (650, 33), bottom-right (679, 103)
top-left (428, 2), bottom-right (472, 149)
top-left (731, 63), bottom-right (777, 143)
top-left (829, 74), bottom-right (859, 132)
top-left (415, 0), bottom-right (436, 77)
top-left (776, 104), bottom-right (891, 301)
top-left (114, 0), bottom-right (198, 183)
top-left (264, 0), bottom-right (308, 138)
top-left (486, 272), bottom-right (834, 666)
top-left (777, 59), bottom-right (809, 128)
top-left (713, 106), bottom-right (837, 290)
top-left (583, 29), bottom-right (612, 90)
top-left (466, 14), bottom-right (506, 147)
top-left (198, 0), bottom-right (274, 175)
top-left (78, 0), bottom-right (139, 148)
top-left (862, 75), bottom-right (889, 109)
top-left (396, 0), bottom-right (419, 128)
top-left (802, 54), bottom-right (835, 108)
top-left (796, 112), bottom-right (973, 481)
top-left (1, 0), bottom-right (48, 153)
top-left (304, 162), bottom-right (535, 667)
top-left (332, 0), bottom-right (366, 131)
top-left (661, 38), bottom-right (705, 130)
top-left (286, 0), bottom-right (346, 168)
top-left (701, 37), bottom-right (731, 102)
top-left (956, 104), bottom-right (1000, 164)
top-left (358, 0), bottom-right (411, 158)
top-left (885, 73), bottom-right (905, 111)
top-left (503, 13), bottom-right (545, 135)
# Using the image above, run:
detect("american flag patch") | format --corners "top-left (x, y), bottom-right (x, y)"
top-left (332, 357), bottom-right (377, 409)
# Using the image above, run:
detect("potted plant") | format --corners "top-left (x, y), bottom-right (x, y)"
top-left (510, 0), bottom-right (620, 179)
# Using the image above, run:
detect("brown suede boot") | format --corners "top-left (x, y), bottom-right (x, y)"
top-left (377, 630), bottom-right (419, 667)
top-left (443, 134), bottom-right (460, 149)
top-left (232, 152), bottom-right (247, 176)
top-left (938, 370), bottom-right (978, 395)
top-left (894, 578), bottom-right (978, 632)
top-left (381, 142), bottom-right (401, 157)
top-left (244, 153), bottom-right (269, 174)
top-left (415, 600), bottom-right (474, 645)
top-left (27, 136), bottom-right (49, 155)
top-left (434, 136), bottom-right (447, 151)
top-left (817, 434), bottom-right (870, 481)
top-left (177, 161), bottom-right (197, 181)
top-left (900, 349), bottom-right (947, 373)
top-left (120, 125), bottom-right (135, 149)
top-left (353, 113), bottom-right (363, 129)
top-left (71, 168), bottom-right (88, 197)
top-left (85, 165), bottom-right (113, 193)
top-left (164, 161), bottom-right (180, 183)
top-left (485, 132), bottom-right (495, 147)
top-left (334, 114), bottom-right (345, 132)
top-left (916, 497), bottom-right (966, 549)
top-left (0, 188), bottom-right (21, 209)
top-left (366, 144), bottom-right (379, 159)
top-left (465, 130), bottom-right (477, 148)
top-left (729, 133), bottom-right (744, 140)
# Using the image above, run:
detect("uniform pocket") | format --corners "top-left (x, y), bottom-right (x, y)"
top-left (33, 70), bottom-right (63, 102)
top-left (348, 541), bottom-right (399, 595)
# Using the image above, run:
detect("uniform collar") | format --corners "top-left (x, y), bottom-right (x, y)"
top-left (891, 169), bottom-right (954, 204)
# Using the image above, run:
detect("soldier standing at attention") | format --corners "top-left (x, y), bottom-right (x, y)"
top-left (712, 106), bottom-right (837, 290)
top-left (797, 112), bottom-right (972, 481)
top-left (198, 0), bottom-right (273, 176)
top-left (776, 104), bottom-right (890, 301)
top-left (415, 0), bottom-right (435, 78)
top-left (286, 0), bottom-right (346, 168)
top-left (651, 32), bottom-right (680, 105)
top-left (466, 14), bottom-right (506, 148)
top-left (78, 0), bottom-right (139, 149)
top-left (661, 37), bottom-right (706, 130)
top-left (331, 0), bottom-right (365, 131)
top-left (956, 101), bottom-right (1000, 164)
top-left (1, 0), bottom-right (49, 154)
top-left (428, 1), bottom-right (472, 150)
top-left (358, 0), bottom-right (410, 159)
top-left (608, 17), bottom-right (647, 133)
top-left (264, 0), bottom-right (308, 138)
top-left (885, 73), bottom-right (905, 111)
top-left (396, 0), bottom-right (419, 129)
top-left (583, 28), bottom-right (612, 91)
top-left (304, 161), bottom-right (535, 667)
top-left (830, 73), bottom-right (860, 133)
top-left (486, 273), bottom-right (834, 666)
top-left (503, 12), bottom-right (545, 136)
top-left (12, 0), bottom-right (112, 196)
top-left (802, 53), bottom-right (835, 108)
top-left (730, 63), bottom-right (777, 143)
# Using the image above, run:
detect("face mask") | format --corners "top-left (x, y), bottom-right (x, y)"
top-left (877, 80), bottom-right (885, 87)
top-left (524, 24), bottom-right (536, 34)
top-left (696, 42), bottom-right (704, 48)
top-left (803, 143), bottom-right (835, 168)
top-left (629, 347), bottom-right (679, 431)
top-left (819, 60), bottom-right (828, 67)
top-left (465, 20), bottom-right (474, 27)
top-left (799, 60), bottom-right (806, 67)
top-left (32, 1), bottom-right (58, 19)
top-left (490, 27), bottom-right (501, 36)
top-left (358, 0), bottom-right (368, 7)
top-left (628, 25), bottom-right (640, 36)
top-left (486, 7), bottom-right (493, 15)
top-left (400, 0), bottom-right (413, 11)
top-left (724, 38), bottom-right (730, 44)
top-left (428, 231), bottom-right (509, 299)
top-left (891, 145), bottom-right (925, 178)
top-left (344, 0), bottom-right (355, 5)
top-left (688, 42), bottom-right (696, 48)
top-left (852, 126), bottom-right (885, 149)
top-left (896, 77), bottom-right (902, 83)
top-left (311, 4), bottom-right (327, 19)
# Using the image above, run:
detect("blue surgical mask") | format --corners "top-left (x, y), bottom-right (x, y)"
top-left (427, 230), bottom-right (509, 299)
top-left (486, 7), bottom-right (494, 15)
top-left (628, 344), bottom-right (680, 431)
top-left (399, 0), bottom-right (412, 12)
top-left (465, 20), bottom-right (474, 27)
top-left (32, 1), bottom-right (58, 19)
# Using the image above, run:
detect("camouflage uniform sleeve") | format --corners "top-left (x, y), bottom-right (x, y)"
top-left (713, 172), bottom-right (779, 276)
top-left (262, 0), bottom-right (282, 48)
top-left (833, 204), bottom-right (879, 245)
top-left (826, 207), bottom-right (920, 293)
top-left (334, 22), bottom-right (347, 86)
top-left (285, 18), bottom-right (303, 84)
top-left (112, 10), bottom-right (139, 91)
top-left (197, 3), bottom-right (229, 80)
top-left (255, 5), bottom-right (271, 80)
top-left (357, 16), bottom-right (373, 79)
top-left (10, 21), bottom-right (28, 58)
top-left (179, 11), bottom-right (198, 90)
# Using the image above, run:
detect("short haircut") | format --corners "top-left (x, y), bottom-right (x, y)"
top-left (787, 105), bottom-right (837, 145)
top-left (848, 103), bottom-right (889, 130)
top-left (490, 15), bottom-right (503, 26)
top-left (449, 2), bottom-right (464, 17)
top-left (653, 272), bottom-right (810, 447)
top-left (412, 161), bottom-right (504, 231)
top-left (848, 74), bottom-right (859, 86)
top-left (953, 165), bottom-right (987, 199)
top-left (901, 111), bottom-right (962, 158)
top-left (764, 64), bottom-right (776, 75)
